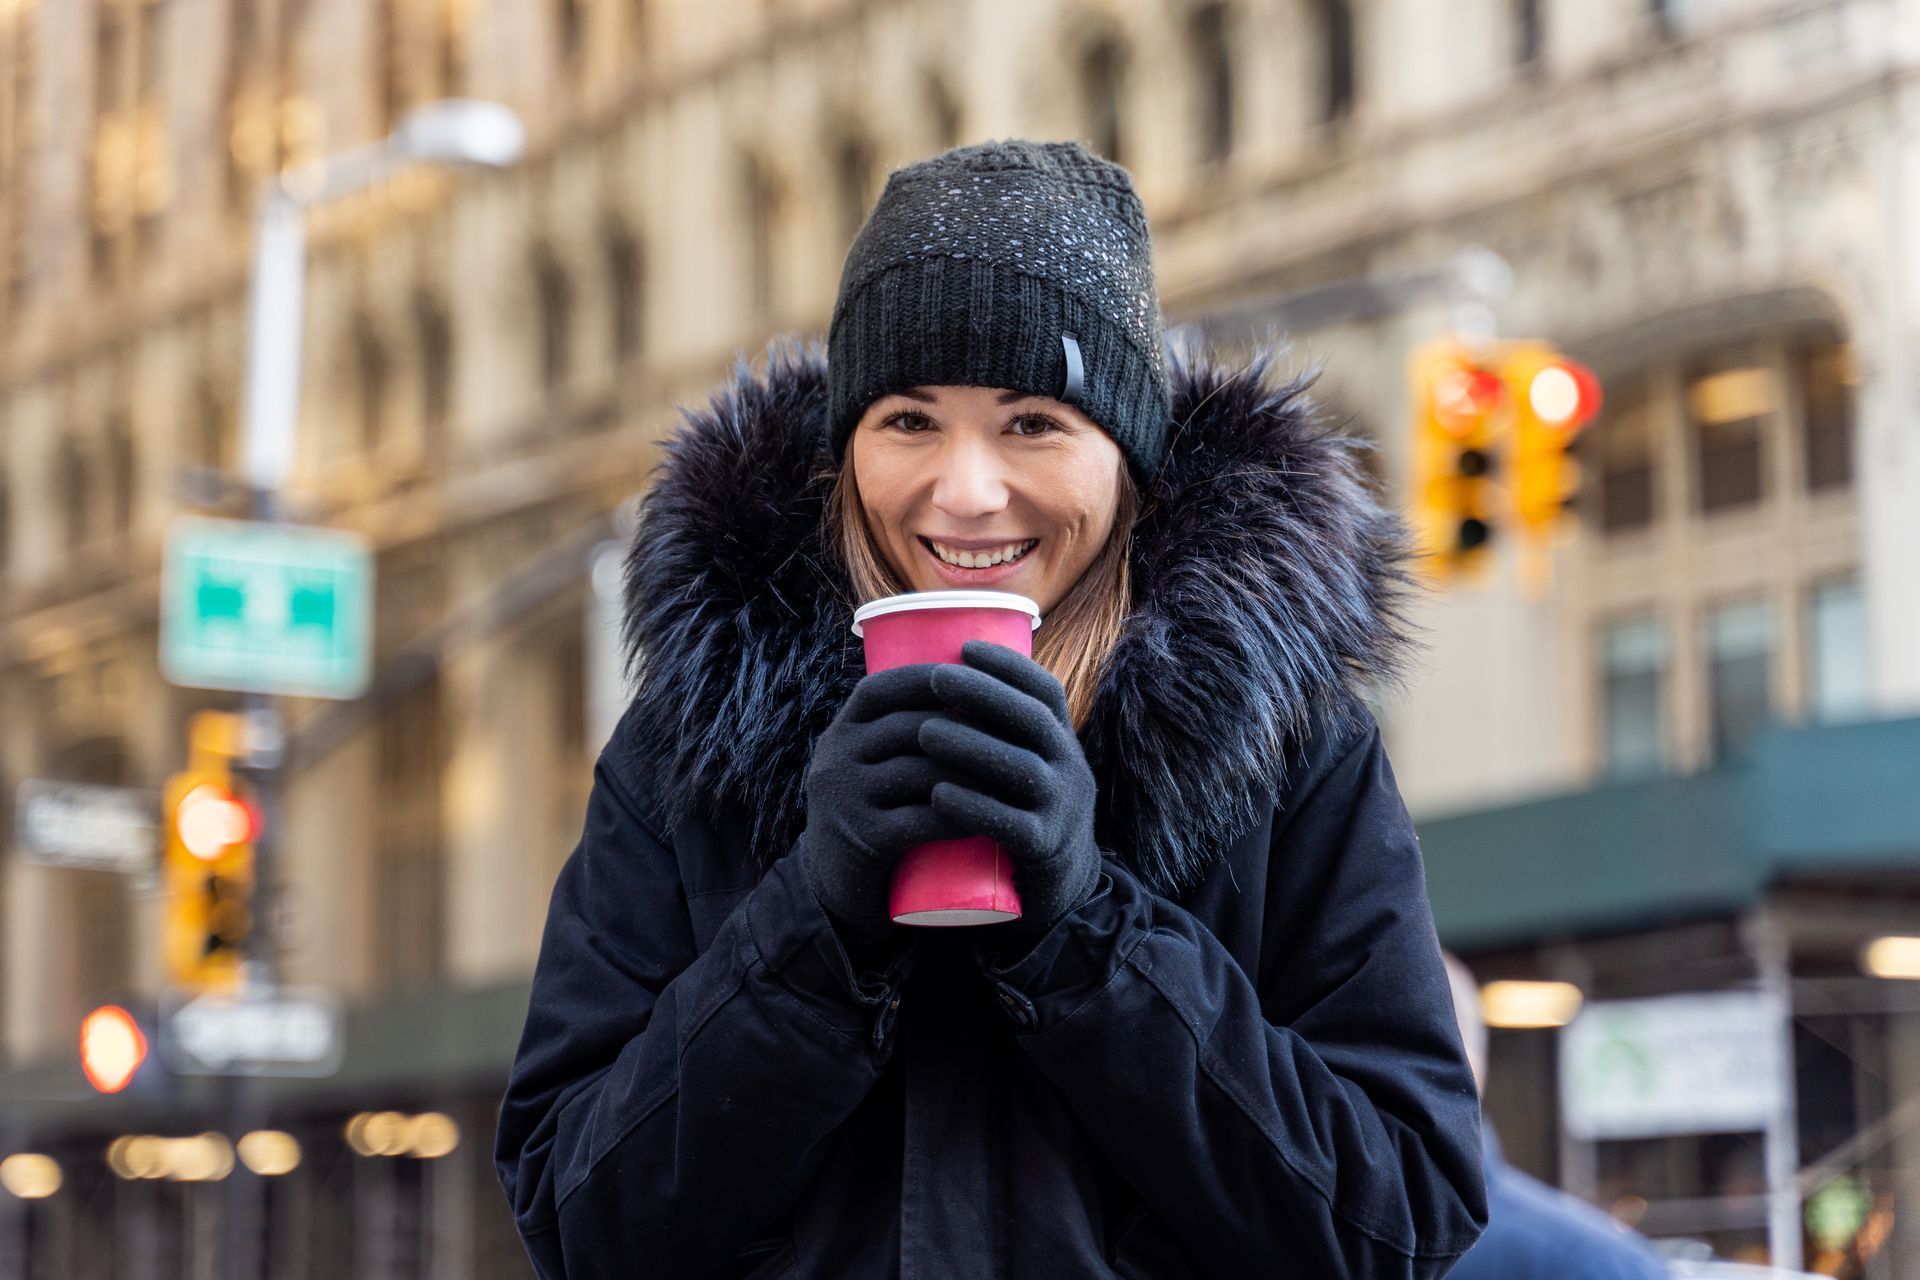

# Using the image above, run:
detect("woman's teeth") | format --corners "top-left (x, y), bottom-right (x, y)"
top-left (927, 539), bottom-right (1037, 569)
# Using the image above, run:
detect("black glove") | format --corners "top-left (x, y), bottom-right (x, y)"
top-left (917, 641), bottom-right (1103, 950)
top-left (799, 663), bottom-right (965, 932)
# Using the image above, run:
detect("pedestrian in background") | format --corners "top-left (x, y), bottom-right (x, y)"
top-left (1444, 953), bottom-right (1668, 1280)
top-left (494, 139), bottom-right (1486, 1278)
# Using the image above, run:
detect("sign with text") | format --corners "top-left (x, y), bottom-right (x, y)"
top-left (161, 518), bottom-right (372, 699)
top-left (161, 987), bottom-right (342, 1078)
top-left (1560, 990), bottom-right (1786, 1140)
top-left (16, 780), bottom-right (156, 873)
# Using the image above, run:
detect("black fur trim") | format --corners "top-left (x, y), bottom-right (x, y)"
top-left (620, 334), bottom-right (1422, 895)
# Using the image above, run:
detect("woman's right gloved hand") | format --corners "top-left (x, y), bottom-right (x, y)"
top-left (799, 663), bottom-right (964, 932)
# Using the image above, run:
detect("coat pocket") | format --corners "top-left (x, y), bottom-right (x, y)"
top-left (727, 1235), bottom-right (796, 1279)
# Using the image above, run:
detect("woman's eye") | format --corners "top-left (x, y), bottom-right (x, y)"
top-left (1010, 416), bottom-right (1059, 437)
top-left (884, 412), bottom-right (933, 433)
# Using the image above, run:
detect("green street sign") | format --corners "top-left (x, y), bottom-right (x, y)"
top-left (162, 518), bottom-right (373, 699)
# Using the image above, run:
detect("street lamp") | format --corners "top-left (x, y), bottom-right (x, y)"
top-left (242, 99), bottom-right (526, 496)
top-left (216, 102), bottom-right (522, 1280)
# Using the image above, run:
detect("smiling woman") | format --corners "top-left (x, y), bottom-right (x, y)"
top-left (829, 383), bottom-right (1137, 729)
top-left (498, 139), bottom-right (1485, 1280)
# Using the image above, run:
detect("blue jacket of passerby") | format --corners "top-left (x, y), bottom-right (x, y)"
top-left (1449, 1129), bottom-right (1667, 1280)
top-left (493, 341), bottom-right (1488, 1279)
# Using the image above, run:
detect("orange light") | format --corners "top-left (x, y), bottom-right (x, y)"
top-left (175, 783), bottom-right (254, 861)
top-left (80, 1005), bottom-right (148, 1095)
top-left (1432, 360), bottom-right (1507, 436)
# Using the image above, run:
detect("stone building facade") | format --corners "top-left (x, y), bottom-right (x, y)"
top-left (2, 0), bottom-right (1917, 1273)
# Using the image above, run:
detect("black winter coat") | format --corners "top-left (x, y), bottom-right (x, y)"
top-left (495, 339), bottom-right (1488, 1279)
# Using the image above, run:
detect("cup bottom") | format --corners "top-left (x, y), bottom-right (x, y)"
top-left (891, 906), bottom-right (1021, 927)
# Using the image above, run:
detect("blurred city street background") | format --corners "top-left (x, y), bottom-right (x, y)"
top-left (3, 0), bottom-right (1920, 1276)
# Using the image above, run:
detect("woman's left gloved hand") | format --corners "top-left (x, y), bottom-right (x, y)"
top-left (917, 640), bottom-right (1103, 951)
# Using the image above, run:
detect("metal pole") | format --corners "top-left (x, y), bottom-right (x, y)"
top-left (225, 175), bottom-right (303, 1280)
top-left (1755, 913), bottom-right (1805, 1270)
top-left (241, 196), bottom-right (308, 495)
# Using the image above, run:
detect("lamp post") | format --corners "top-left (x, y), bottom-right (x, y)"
top-left (241, 99), bottom-right (525, 495)
top-left (224, 99), bottom-right (524, 1280)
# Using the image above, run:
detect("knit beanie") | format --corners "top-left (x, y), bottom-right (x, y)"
top-left (826, 140), bottom-right (1171, 482)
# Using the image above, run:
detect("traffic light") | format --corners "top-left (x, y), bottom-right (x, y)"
top-left (1500, 341), bottom-right (1604, 533)
top-left (1408, 337), bottom-right (1603, 591)
top-left (1409, 339), bottom-right (1509, 583)
top-left (162, 712), bottom-right (258, 992)
top-left (80, 1004), bottom-right (149, 1094)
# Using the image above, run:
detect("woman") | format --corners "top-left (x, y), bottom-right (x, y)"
top-left (496, 140), bottom-right (1486, 1279)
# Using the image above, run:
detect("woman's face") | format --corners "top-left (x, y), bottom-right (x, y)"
top-left (849, 385), bottom-right (1124, 614)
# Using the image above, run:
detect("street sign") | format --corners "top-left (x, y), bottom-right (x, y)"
top-left (1560, 990), bottom-right (1786, 1140)
top-left (160, 987), bottom-right (342, 1077)
top-left (15, 780), bottom-right (157, 873)
top-left (161, 517), bottom-right (373, 699)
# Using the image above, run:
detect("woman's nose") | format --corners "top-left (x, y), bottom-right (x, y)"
top-left (930, 439), bottom-right (1011, 517)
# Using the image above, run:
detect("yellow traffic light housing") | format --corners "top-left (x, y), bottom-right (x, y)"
top-left (1408, 337), bottom-right (1603, 592)
top-left (1500, 341), bottom-right (1604, 531)
top-left (1409, 339), bottom-right (1509, 585)
top-left (162, 712), bottom-right (257, 992)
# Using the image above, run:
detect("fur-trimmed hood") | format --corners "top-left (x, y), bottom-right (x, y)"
top-left (620, 336), bottom-right (1420, 896)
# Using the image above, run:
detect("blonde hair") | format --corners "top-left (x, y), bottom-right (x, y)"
top-left (825, 448), bottom-right (1138, 731)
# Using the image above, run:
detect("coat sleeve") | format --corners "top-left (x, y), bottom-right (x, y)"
top-left (975, 702), bottom-right (1488, 1278)
top-left (493, 716), bottom-right (914, 1279)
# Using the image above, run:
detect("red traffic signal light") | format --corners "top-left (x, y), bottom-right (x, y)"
top-left (175, 782), bottom-right (258, 861)
top-left (1523, 359), bottom-right (1603, 432)
top-left (80, 1004), bottom-right (148, 1094)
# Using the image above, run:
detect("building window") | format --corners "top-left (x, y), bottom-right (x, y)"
top-left (58, 438), bottom-right (91, 552)
top-left (1686, 349), bottom-right (1770, 515)
top-left (1705, 597), bottom-right (1773, 763)
top-left (1797, 339), bottom-right (1854, 493)
top-left (533, 247), bottom-right (573, 390)
top-left (1807, 579), bottom-right (1870, 725)
top-left (1315, 0), bottom-right (1356, 125)
top-left (131, 0), bottom-right (170, 265)
top-left (926, 74), bottom-right (962, 151)
top-left (556, 0), bottom-right (582, 68)
top-left (432, 0), bottom-right (464, 100)
top-left (1188, 5), bottom-right (1234, 166)
top-left (91, 3), bottom-right (129, 284)
top-left (1586, 381), bottom-right (1657, 535)
top-left (105, 414), bottom-right (135, 539)
top-left (1079, 36), bottom-right (1127, 164)
top-left (376, 678), bottom-right (444, 989)
top-left (375, 0), bottom-right (402, 133)
top-left (2, 6), bottom-right (40, 311)
top-left (1600, 616), bottom-right (1666, 780)
top-left (1514, 0), bottom-right (1542, 69)
top-left (353, 314), bottom-right (389, 453)
top-left (192, 371), bottom-right (233, 474)
top-left (603, 222), bottom-right (643, 365)
top-left (741, 154), bottom-right (777, 321)
top-left (830, 130), bottom-right (876, 248)
top-left (414, 291), bottom-right (452, 440)
top-left (626, 0), bottom-right (648, 57)
top-left (57, 736), bottom-right (134, 1008)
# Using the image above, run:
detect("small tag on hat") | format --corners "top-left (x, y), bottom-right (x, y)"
top-left (1059, 333), bottom-right (1085, 406)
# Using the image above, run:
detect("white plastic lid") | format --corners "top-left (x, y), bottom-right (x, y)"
top-left (851, 590), bottom-right (1042, 637)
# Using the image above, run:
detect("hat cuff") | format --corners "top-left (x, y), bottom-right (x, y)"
top-left (827, 255), bottom-right (1169, 483)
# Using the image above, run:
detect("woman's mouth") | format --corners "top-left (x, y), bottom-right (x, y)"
top-left (918, 537), bottom-right (1039, 584)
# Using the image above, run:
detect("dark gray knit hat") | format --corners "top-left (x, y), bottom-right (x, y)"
top-left (826, 140), bottom-right (1171, 482)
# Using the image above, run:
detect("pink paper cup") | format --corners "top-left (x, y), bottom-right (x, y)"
top-left (851, 590), bottom-right (1043, 926)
